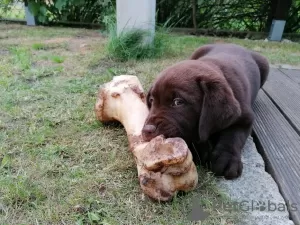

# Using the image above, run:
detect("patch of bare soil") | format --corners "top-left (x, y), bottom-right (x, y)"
top-left (42, 32), bottom-right (104, 55)
top-left (43, 37), bottom-right (71, 44)
top-left (67, 37), bottom-right (101, 54)
top-left (32, 59), bottom-right (55, 68)
top-left (0, 49), bottom-right (10, 55)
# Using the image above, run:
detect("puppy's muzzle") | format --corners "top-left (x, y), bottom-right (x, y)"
top-left (142, 124), bottom-right (157, 141)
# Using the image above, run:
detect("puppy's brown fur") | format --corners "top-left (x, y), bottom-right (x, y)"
top-left (142, 43), bottom-right (269, 179)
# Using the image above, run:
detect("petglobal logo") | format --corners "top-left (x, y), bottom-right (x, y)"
top-left (211, 200), bottom-right (298, 212)
top-left (188, 197), bottom-right (298, 222)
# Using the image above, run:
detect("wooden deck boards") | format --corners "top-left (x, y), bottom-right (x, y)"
top-left (263, 68), bottom-right (300, 134)
top-left (280, 68), bottom-right (300, 85)
top-left (252, 68), bottom-right (300, 225)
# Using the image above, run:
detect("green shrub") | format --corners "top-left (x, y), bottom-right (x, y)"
top-left (106, 23), bottom-right (172, 61)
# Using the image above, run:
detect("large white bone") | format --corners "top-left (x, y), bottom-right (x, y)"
top-left (95, 75), bottom-right (198, 201)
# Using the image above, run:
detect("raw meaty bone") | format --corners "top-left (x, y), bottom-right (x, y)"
top-left (94, 75), bottom-right (198, 201)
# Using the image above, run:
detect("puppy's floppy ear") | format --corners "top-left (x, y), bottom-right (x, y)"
top-left (198, 79), bottom-right (241, 141)
top-left (251, 51), bottom-right (269, 87)
top-left (146, 86), bottom-right (153, 109)
top-left (190, 45), bottom-right (213, 60)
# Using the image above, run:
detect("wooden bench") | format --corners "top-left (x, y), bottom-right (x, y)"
top-left (253, 68), bottom-right (300, 225)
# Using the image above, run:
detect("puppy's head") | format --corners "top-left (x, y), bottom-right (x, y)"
top-left (142, 60), bottom-right (241, 143)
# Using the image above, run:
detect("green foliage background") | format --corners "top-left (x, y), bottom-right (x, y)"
top-left (1, 0), bottom-right (300, 33)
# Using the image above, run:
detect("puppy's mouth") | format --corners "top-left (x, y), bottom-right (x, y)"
top-left (142, 122), bottom-right (183, 142)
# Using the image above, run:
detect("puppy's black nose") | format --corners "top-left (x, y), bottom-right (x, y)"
top-left (142, 124), bottom-right (156, 140)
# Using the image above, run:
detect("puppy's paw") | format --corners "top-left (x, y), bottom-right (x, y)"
top-left (211, 151), bottom-right (243, 179)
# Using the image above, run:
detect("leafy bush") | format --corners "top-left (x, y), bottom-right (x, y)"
top-left (2, 0), bottom-right (299, 33)
top-left (157, 0), bottom-right (300, 33)
top-left (0, 0), bottom-right (25, 19)
top-left (25, 0), bottom-right (115, 24)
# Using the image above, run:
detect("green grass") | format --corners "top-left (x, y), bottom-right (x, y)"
top-left (50, 55), bottom-right (65, 63)
top-left (32, 42), bottom-right (68, 51)
top-left (0, 23), bottom-right (300, 225)
top-left (106, 26), bottom-right (172, 61)
top-left (32, 43), bottom-right (47, 50)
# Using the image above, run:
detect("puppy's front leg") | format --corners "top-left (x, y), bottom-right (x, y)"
top-left (211, 121), bottom-right (253, 179)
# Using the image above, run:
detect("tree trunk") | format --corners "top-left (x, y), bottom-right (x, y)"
top-left (265, 0), bottom-right (277, 32)
top-left (274, 0), bottom-right (292, 20)
top-left (191, 0), bottom-right (197, 33)
top-left (265, 0), bottom-right (292, 32)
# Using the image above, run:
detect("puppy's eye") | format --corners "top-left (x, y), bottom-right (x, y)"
top-left (172, 98), bottom-right (184, 107)
top-left (149, 97), bottom-right (154, 104)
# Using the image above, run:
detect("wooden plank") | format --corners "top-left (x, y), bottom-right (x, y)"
top-left (253, 91), bottom-right (300, 225)
top-left (263, 68), bottom-right (300, 134)
top-left (279, 68), bottom-right (300, 85)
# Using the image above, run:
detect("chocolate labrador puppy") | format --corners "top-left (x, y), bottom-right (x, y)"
top-left (142, 43), bottom-right (269, 179)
